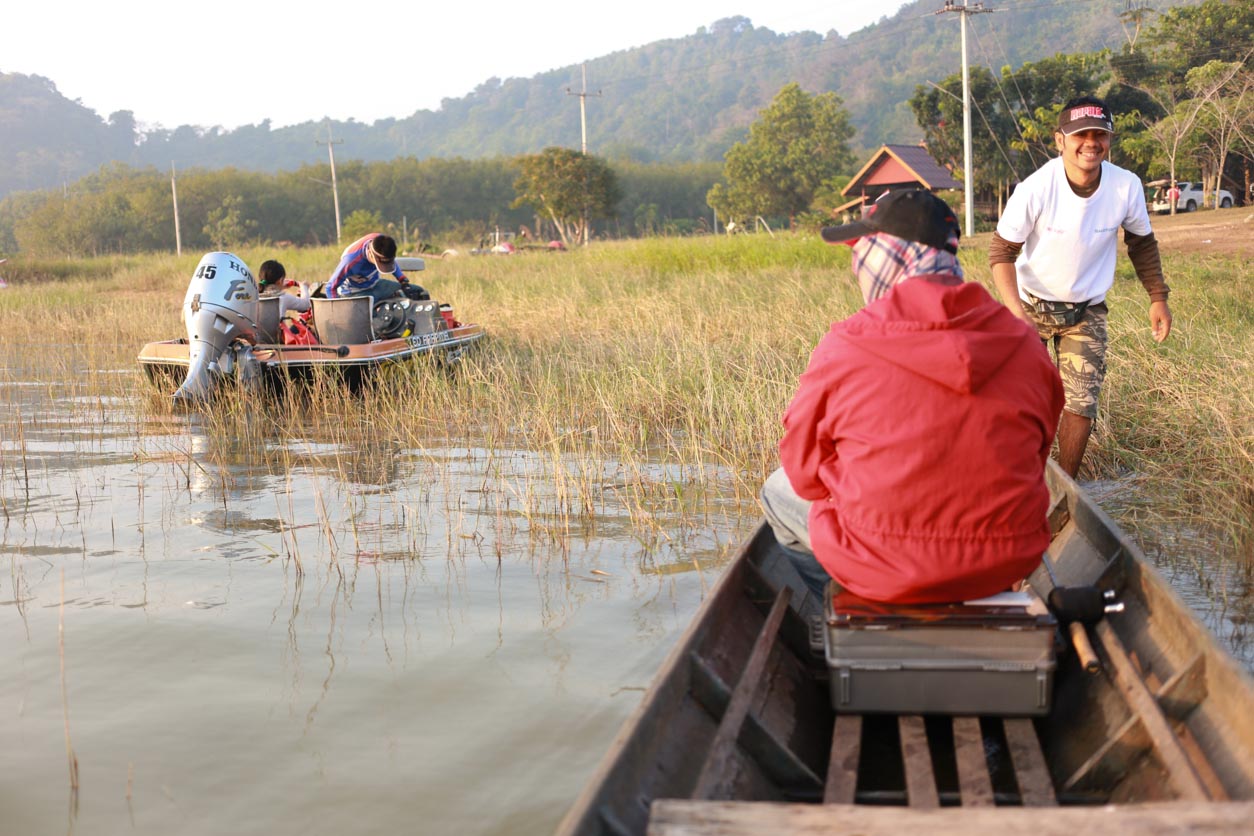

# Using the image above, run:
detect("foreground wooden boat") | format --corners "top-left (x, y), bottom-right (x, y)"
top-left (557, 462), bottom-right (1254, 834)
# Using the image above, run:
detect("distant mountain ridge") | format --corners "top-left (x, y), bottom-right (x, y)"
top-left (0, 0), bottom-right (1200, 198)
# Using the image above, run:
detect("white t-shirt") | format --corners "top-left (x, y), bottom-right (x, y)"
top-left (997, 157), bottom-right (1152, 304)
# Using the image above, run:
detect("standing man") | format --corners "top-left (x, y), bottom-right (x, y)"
top-left (761, 190), bottom-right (1063, 604)
top-left (990, 96), bottom-right (1172, 478)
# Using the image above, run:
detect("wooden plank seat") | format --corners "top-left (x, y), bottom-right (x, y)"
top-left (821, 712), bottom-right (1058, 808)
top-left (648, 800), bottom-right (1254, 835)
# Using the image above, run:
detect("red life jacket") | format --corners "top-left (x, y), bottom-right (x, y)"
top-left (281, 310), bottom-right (318, 346)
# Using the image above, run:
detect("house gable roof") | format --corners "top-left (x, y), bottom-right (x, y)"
top-left (841, 144), bottom-right (961, 199)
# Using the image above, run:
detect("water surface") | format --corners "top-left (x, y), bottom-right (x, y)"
top-left (2, 376), bottom-right (1249, 835)
top-left (2, 378), bottom-right (746, 835)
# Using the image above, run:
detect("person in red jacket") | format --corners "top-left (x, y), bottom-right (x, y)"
top-left (761, 189), bottom-right (1064, 604)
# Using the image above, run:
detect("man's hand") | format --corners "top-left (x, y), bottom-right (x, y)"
top-left (991, 262), bottom-right (1031, 322)
top-left (1149, 300), bottom-right (1172, 342)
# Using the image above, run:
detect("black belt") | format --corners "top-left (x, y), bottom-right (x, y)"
top-left (1024, 292), bottom-right (1091, 327)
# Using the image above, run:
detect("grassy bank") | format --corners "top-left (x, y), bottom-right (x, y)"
top-left (1, 232), bottom-right (1250, 558)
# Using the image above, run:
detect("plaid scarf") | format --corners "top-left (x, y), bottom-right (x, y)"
top-left (851, 233), bottom-right (963, 304)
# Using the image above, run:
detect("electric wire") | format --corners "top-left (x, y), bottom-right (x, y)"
top-left (971, 13), bottom-right (1046, 169)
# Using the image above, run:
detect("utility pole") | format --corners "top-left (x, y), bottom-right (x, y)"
top-left (566, 63), bottom-right (602, 154)
top-left (170, 161), bottom-right (182, 257)
top-left (316, 124), bottom-right (344, 244)
top-left (936, 1), bottom-right (994, 238)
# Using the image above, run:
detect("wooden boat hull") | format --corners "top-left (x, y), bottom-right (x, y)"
top-left (556, 462), bottom-right (1254, 834)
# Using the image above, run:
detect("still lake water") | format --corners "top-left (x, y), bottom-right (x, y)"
top-left (3, 372), bottom-right (1250, 835)
top-left (2, 374), bottom-right (748, 835)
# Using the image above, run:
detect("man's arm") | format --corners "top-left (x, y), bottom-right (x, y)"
top-left (325, 248), bottom-right (361, 299)
top-left (988, 232), bottom-right (1029, 321)
top-left (779, 366), bottom-right (838, 502)
top-left (1124, 229), bottom-right (1172, 342)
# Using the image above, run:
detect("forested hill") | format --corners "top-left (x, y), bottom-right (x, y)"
top-left (0, 0), bottom-right (1200, 198)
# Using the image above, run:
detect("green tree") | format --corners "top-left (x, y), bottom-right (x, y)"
top-left (512, 148), bottom-right (621, 247)
top-left (1186, 60), bottom-right (1254, 208)
top-left (203, 195), bottom-right (257, 250)
top-left (706, 83), bottom-right (855, 228)
top-left (1140, 0), bottom-right (1254, 84)
top-left (1112, 0), bottom-right (1254, 192)
top-left (342, 208), bottom-right (384, 241)
top-left (909, 66), bottom-right (1018, 203)
top-left (1115, 55), bottom-right (1249, 203)
top-left (611, 159), bottom-right (721, 237)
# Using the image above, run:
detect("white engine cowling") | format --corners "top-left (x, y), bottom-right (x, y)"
top-left (172, 252), bottom-right (260, 403)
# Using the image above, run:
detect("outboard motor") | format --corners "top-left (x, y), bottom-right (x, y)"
top-left (173, 252), bottom-right (260, 403)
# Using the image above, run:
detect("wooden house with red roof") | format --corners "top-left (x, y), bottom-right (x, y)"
top-left (834, 144), bottom-right (961, 217)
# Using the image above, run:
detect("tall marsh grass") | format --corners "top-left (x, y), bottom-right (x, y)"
top-left (1, 234), bottom-right (1249, 559)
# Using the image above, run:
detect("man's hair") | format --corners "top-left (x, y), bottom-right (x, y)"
top-left (370, 235), bottom-right (398, 261)
top-left (257, 259), bottom-right (286, 287)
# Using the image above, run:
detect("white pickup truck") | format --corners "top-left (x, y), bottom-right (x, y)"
top-left (1148, 180), bottom-right (1235, 213)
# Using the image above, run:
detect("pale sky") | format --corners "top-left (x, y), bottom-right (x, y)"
top-left (6, 1), bottom-right (913, 130)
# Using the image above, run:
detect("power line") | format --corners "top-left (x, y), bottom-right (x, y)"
top-left (970, 13), bottom-right (1045, 170)
top-left (926, 80), bottom-right (1023, 186)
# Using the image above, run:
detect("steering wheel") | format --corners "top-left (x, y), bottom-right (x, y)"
top-left (372, 299), bottom-right (409, 338)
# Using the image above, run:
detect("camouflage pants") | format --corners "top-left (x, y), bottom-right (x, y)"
top-left (1020, 300), bottom-right (1108, 420)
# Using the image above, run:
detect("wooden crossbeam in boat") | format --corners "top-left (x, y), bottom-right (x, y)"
top-left (1002, 719), bottom-right (1057, 806)
top-left (823, 714), bottom-right (861, 804)
top-left (1061, 713), bottom-right (1149, 795)
top-left (692, 587), bottom-right (791, 800)
top-left (1061, 651), bottom-right (1222, 798)
top-left (953, 717), bottom-right (994, 807)
top-left (687, 654), bottom-right (822, 793)
top-left (898, 716), bottom-right (940, 808)
top-left (1147, 654), bottom-right (1229, 802)
top-left (1154, 652), bottom-right (1208, 721)
top-left (1091, 620), bottom-right (1210, 801)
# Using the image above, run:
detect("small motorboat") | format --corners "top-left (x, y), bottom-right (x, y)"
top-left (138, 252), bottom-right (486, 402)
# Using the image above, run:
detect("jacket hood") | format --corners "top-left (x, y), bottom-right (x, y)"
top-left (832, 276), bottom-right (1035, 394)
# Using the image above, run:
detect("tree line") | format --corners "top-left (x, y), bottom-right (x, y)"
top-left (1, 1), bottom-right (1248, 258)
top-left (0, 2), bottom-right (1204, 201)
top-left (0, 155), bottom-right (720, 257)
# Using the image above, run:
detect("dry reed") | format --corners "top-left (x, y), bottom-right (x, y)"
top-left (0, 235), bottom-right (1249, 563)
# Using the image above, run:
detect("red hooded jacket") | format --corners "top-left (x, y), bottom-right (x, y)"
top-left (780, 276), bottom-right (1064, 603)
